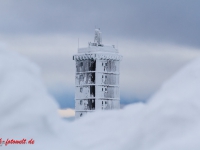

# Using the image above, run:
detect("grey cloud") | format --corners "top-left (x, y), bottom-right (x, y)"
top-left (0, 0), bottom-right (200, 48)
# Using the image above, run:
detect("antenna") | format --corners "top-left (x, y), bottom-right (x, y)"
top-left (78, 38), bottom-right (79, 49)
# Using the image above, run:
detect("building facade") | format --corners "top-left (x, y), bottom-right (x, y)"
top-left (73, 29), bottom-right (122, 118)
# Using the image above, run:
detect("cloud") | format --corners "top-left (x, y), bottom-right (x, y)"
top-left (58, 108), bottom-right (75, 118)
top-left (120, 40), bottom-right (200, 100)
top-left (0, 0), bottom-right (200, 48)
top-left (4, 34), bottom-right (200, 104)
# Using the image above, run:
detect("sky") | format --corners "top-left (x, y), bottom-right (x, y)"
top-left (0, 0), bottom-right (200, 109)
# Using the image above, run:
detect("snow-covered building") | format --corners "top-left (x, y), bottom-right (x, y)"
top-left (73, 29), bottom-right (122, 118)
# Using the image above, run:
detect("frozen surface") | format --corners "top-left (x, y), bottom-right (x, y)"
top-left (1, 48), bottom-right (200, 150)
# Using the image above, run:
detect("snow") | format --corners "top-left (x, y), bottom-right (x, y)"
top-left (1, 48), bottom-right (200, 149)
top-left (0, 49), bottom-right (67, 149)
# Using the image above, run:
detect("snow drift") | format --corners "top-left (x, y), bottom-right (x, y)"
top-left (1, 48), bottom-right (200, 150)
top-left (0, 49), bottom-right (67, 149)
top-left (70, 58), bottom-right (200, 150)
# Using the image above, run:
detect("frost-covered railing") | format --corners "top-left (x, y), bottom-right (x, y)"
top-left (78, 45), bottom-right (118, 53)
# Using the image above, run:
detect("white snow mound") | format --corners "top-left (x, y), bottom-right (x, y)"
top-left (68, 58), bottom-right (200, 150)
top-left (0, 49), bottom-right (67, 149)
top-left (1, 48), bottom-right (200, 150)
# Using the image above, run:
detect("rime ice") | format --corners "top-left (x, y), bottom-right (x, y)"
top-left (73, 29), bottom-right (122, 118)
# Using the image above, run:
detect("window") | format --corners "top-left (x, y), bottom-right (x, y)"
top-left (105, 87), bottom-right (107, 93)
top-left (102, 88), bottom-right (103, 91)
top-left (102, 101), bottom-right (103, 105)
top-left (80, 87), bottom-right (83, 92)
top-left (80, 100), bottom-right (83, 105)
top-left (80, 113), bottom-right (82, 117)
top-left (80, 62), bottom-right (83, 66)
top-left (102, 63), bottom-right (103, 66)
top-left (80, 75), bottom-right (84, 80)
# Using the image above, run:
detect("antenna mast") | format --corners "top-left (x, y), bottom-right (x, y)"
top-left (78, 38), bottom-right (79, 49)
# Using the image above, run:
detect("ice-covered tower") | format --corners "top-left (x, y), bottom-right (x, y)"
top-left (73, 29), bottom-right (122, 118)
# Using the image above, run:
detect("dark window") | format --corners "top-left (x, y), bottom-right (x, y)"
top-left (80, 87), bottom-right (83, 92)
top-left (105, 87), bottom-right (107, 92)
top-left (90, 86), bottom-right (95, 97)
top-left (91, 73), bottom-right (95, 83)
top-left (92, 99), bottom-right (95, 109)
top-left (89, 60), bottom-right (96, 71)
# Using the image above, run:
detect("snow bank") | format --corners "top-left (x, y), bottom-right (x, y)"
top-left (1, 48), bottom-right (200, 150)
top-left (67, 58), bottom-right (200, 150)
top-left (0, 49), bottom-right (68, 149)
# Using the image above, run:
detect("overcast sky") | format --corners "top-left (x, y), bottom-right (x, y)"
top-left (0, 0), bottom-right (200, 108)
top-left (1, 0), bottom-right (200, 47)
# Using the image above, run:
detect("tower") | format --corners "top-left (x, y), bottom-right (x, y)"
top-left (73, 29), bottom-right (122, 118)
